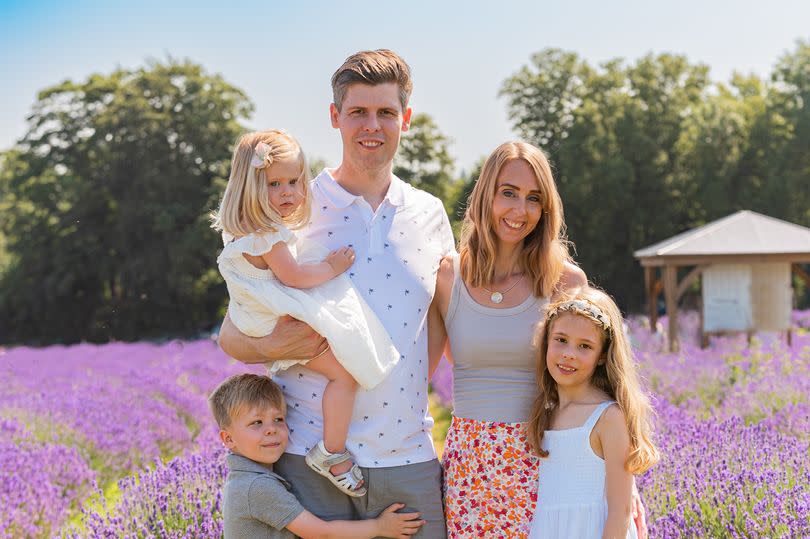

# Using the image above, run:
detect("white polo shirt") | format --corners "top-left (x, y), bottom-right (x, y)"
top-left (273, 169), bottom-right (455, 467)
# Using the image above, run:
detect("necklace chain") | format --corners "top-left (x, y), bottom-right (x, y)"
top-left (481, 274), bottom-right (524, 304)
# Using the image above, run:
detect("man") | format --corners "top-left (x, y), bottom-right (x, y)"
top-left (219, 49), bottom-right (453, 538)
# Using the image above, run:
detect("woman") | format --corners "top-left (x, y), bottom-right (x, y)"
top-left (428, 141), bottom-right (586, 538)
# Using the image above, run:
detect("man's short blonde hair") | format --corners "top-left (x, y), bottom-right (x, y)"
top-left (331, 49), bottom-right (413, 111)
top-left (209, 374), bottom-right (286, 429)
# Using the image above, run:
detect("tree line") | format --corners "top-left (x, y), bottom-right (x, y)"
top-left (2, 42), bottom-right (809, 344)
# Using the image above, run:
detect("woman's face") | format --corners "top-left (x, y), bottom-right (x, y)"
top-left (489, 159), bottom-right (544, 247)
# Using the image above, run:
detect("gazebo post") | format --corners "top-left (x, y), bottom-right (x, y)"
top-left (663, 265), bottom-right (679, 352)
top-left (644, 266), bottom-right (656, 333)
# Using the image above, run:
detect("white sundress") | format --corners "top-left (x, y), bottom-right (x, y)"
top-left (217, 226), bottom-right (399, 389)
top-left (528, 401), bottom-right (638, 539)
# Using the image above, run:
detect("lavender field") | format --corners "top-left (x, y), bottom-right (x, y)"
top-left (2, 314), bottom-right (809, 538)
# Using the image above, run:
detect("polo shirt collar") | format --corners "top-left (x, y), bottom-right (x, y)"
top-left (226, 452), bottom-right (291, 488)
top-left (316, 169), bottom-right (407, 209)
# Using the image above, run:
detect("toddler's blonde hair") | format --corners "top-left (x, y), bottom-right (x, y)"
top-left (212, 129), bottom-right (311, 237)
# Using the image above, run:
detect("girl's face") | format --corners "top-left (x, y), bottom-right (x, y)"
top-left (545, 312), bottom-right (606, 391)
top-left (489, 159), bottom-right (544, 247)
top-left (264, 157), bottom-right (304, 218)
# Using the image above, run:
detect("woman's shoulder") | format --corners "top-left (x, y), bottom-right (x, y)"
top-left (435, 254), bottom-right (457, 297)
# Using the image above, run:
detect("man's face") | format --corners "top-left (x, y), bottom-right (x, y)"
top-left (330, 82), bottom-right (412, 174)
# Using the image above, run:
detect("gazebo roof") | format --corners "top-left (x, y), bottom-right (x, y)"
top-left (634, 210), bottom-right (810, 259)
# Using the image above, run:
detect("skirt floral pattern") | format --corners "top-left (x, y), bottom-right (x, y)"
top-left (442, 416), bottom-right (541, 538)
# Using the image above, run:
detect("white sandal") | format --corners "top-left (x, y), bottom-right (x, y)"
top-left (305, 441), bottom-right (367, 497)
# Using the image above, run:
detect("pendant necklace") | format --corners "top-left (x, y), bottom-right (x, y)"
top-left (482, 274), bottom-right (524, 304)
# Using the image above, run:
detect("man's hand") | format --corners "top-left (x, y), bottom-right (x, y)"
top-left (218, 314), bottom-right (327, 364)
top-left (632, 481), bottom-right (648, 539)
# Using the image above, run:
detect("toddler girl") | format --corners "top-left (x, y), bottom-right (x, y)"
top-left (527, 287), bottom-right (658, 538)
top-left (212, 130), bottom-right (399, 497)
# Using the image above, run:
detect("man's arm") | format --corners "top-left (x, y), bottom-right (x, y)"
top-left (218, 313), bottom-right (327, 364)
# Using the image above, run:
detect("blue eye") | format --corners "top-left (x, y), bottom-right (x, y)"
top-left (268, 180), bottom-right (280, 187)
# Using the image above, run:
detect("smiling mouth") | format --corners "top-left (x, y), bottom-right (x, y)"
top-left (359, 140), bottom-right (383, 148)
top-left (556, 364), bottom-right (577, 374)
top-left (503, 218), bottom-right (526, 230)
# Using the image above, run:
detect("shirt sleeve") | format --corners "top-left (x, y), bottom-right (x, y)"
top-left (246, 476), bottom-right (305, 530)
top-left (219, 227), bottom-right (295, 260)
top-left (438, 201), bottom-right (457, 256)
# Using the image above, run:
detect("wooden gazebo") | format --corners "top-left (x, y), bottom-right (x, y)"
top-left (634, 210), bottom-right (810, 351)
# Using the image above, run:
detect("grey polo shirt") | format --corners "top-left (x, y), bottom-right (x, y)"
top-left (222, 453), bottom-right (305, 539)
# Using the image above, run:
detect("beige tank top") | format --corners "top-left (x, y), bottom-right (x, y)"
top-left (445, 254), bottom-right (548, 423)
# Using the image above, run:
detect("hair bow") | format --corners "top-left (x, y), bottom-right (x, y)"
top-left (251, 142), bottom-right (272, 168)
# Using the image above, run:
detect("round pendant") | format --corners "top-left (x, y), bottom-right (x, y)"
top-left (490, 292), bottom-right (504, 304)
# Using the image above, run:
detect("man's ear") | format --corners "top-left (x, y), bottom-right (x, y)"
top-left (401, 107), bottom-right (413, 132)
top-left (330, 103), bottom-right (340, 128)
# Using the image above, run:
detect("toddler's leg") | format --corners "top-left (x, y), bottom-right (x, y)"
top-left (305, 349), bottom-right (360, 482)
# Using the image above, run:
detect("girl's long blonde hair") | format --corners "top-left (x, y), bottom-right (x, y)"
top-left (528, 287), bottom-right (659, 474)
top-left (212, 130), bottom-right (311, 237)
top-left (459, 141), bottom-right (571, 298)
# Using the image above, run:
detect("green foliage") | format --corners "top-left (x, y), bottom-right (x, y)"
top-left (394, 113), bottom-right (458, 213)
top-left (501, 44), bottom-right (810, 309)
top-left (0, 59), bottom-right (252, 344)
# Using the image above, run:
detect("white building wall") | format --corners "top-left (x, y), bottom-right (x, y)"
top-left (702, 264), bottom-right (752, 332)
top-left (751, 262), bottom-right (792, 331)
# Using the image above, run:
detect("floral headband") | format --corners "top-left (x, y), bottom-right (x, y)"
top-left (546, 299), bottom-right (611, 331)
top-left (251, 142), bottom-right (273, 169)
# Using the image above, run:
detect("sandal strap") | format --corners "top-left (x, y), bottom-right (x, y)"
top-left (312, 441), bottom-right (351, 468)
top-left (334, 464), bottom-right (364, 490)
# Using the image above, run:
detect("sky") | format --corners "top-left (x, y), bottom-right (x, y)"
top-left (1, 0), bottom-right (808, 173)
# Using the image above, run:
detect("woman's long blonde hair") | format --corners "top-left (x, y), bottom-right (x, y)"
top-left (459, 141), bottom-right (571, 298)
top-left (527, 287), bottom-right (659, 474)
top-left (212, 130), bottom-right (311, 237)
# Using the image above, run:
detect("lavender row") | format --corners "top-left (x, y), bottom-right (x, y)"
top-left (0, 340), bottom-right (261, 537)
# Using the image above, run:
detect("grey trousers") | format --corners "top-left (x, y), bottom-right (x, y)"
top-left (275, 453), bottom-right (447, 539)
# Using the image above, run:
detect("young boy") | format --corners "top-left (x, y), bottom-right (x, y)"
top-left (209, 373), bottom-right (425, 539)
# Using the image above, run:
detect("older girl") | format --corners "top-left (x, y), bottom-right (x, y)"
top-left (527, 288), bottom-right (658, 538)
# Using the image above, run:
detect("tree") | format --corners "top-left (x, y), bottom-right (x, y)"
top-left (502, 50), bottom-right (711, 309)
top-left (394, 113), bottom-right (457, 212)
top-left (0, 59), bottom-right (252, 344)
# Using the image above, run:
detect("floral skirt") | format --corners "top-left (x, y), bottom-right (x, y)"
top-left (442, 416), bottom-right (540, 538)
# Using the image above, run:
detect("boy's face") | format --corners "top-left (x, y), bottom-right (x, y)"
top-left (220, 403), bottom-right (288, 465)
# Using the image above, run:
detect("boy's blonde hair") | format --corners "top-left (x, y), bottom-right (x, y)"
top-left (528, 287), bottom-right (660, 474)
top-left (459, 141), bottom-right (572, 299)
top-left (209, 374), bottom-right (286, 429)
top-left (331, 49), bottom-right (413, 111)
top-left (212, 130), bottom-right (311, 237)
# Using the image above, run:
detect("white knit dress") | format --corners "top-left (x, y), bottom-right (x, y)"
top-left (528, 401), bottom-right (638, 539)
top-left (217, 226), bottom-right (399, 389)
